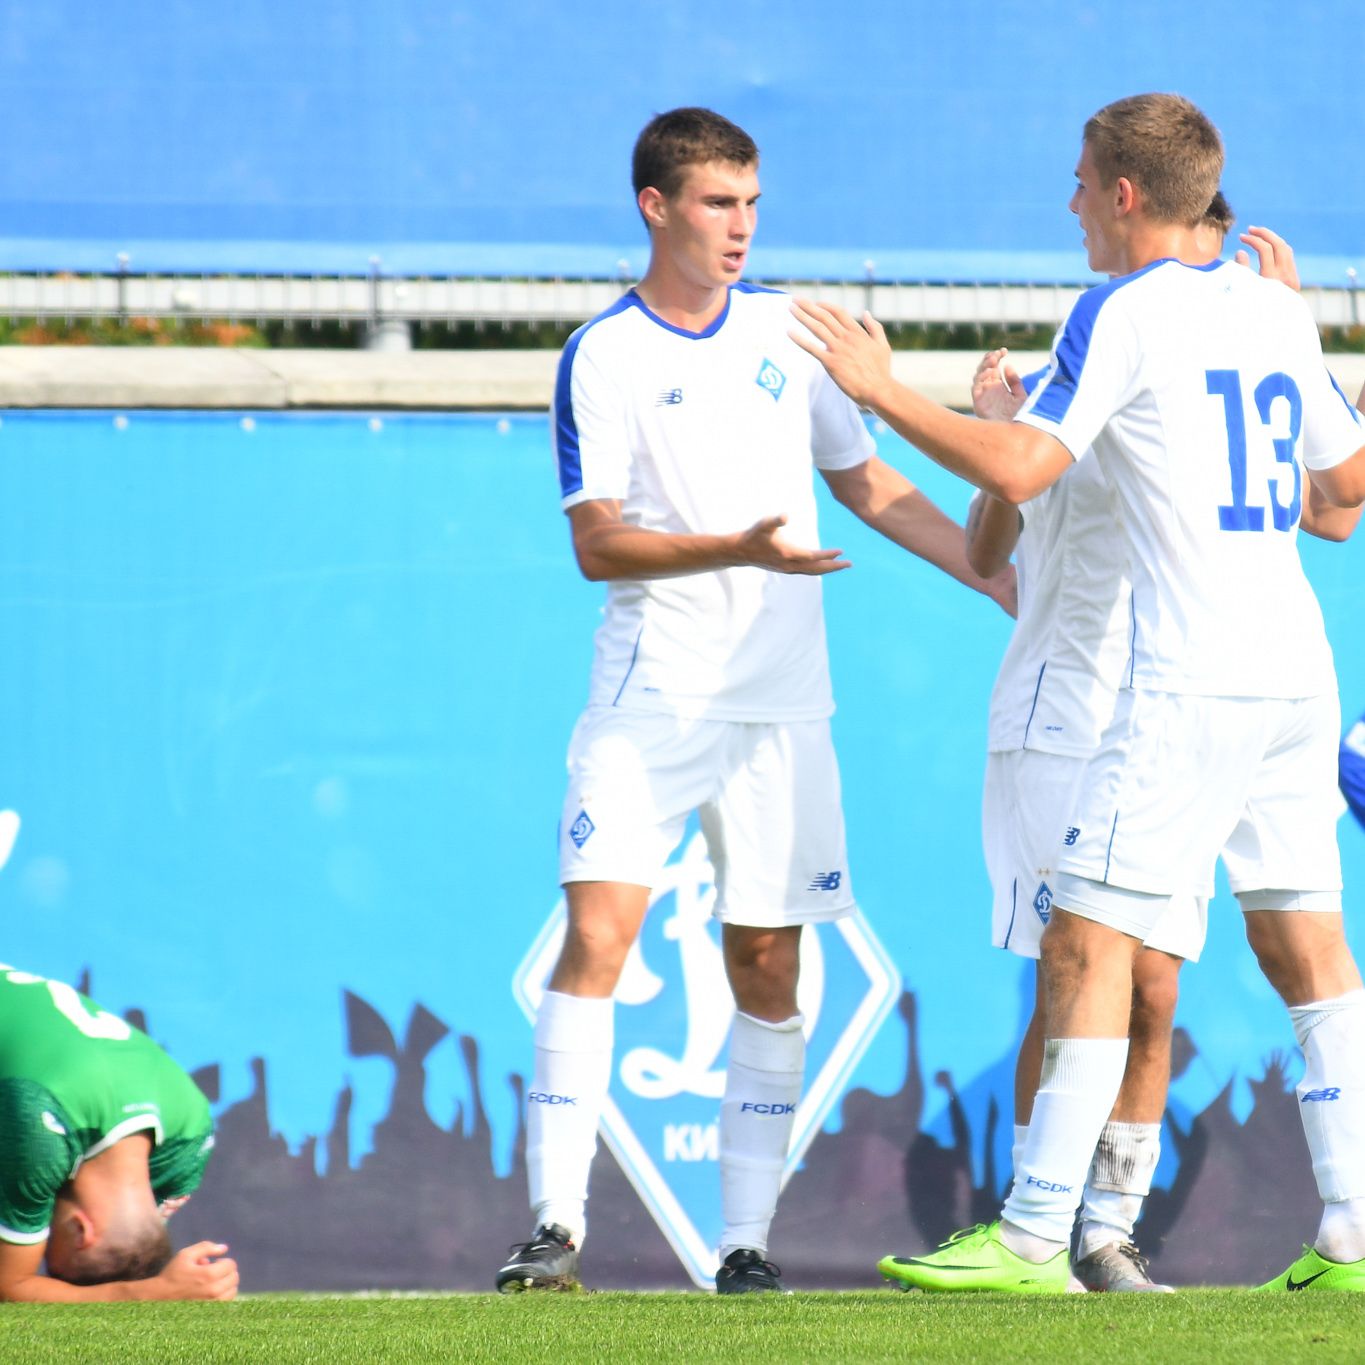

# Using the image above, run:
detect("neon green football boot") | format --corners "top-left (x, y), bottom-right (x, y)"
top-left (878, 1222), bottom-right (1069, 1294)
top-left (1256, 1245), bottom-right (1365, 1292)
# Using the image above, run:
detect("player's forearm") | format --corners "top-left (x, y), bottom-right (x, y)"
top-left (965, 492), bottom-right (1023, 578)
top-left (863, 378), bottom-right (1055, 504)
top-left (572, 520), bottom-right (743, 581)
top-left (871, 490), bottom-right (1014, 609)
top-left (0, 1272), bottom-right (158, 1303)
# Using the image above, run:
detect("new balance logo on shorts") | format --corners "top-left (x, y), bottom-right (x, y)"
top-left (1302, 1087), bottom-right (1341, 1102)
top-left (739, 1102), bottom-right (796, 1115)
top-left (656, 388), bottom-right (683, 406)
top-left (808, 871), bottom-right (842, 891)
top-left (568, 809), bottom-right (595, 848)
top-left (528, 1092), bottom-right (577, 1106)
top-left (1064, 827), bottom-right (1080, 845)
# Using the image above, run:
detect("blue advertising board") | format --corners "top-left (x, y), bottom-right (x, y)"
top-left (2, 406), bottom-right (1363, 1288)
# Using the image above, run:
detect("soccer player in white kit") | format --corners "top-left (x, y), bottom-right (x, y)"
top-left (793, 92), bottom-right (1365, 1292)
top-left (494, 107), bottom-right (1015, 1295)
top-left (968, 207), bottom-right (1361, 1293)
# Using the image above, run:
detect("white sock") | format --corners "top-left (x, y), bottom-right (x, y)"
top-left (718, 1012), bottom-right (804, 1261)
top-left (1290, 989), bottom-right (1365, 1261)
top-left (1317, 1197), bottom-right (1365, 1265)
top-left (1078, 1121), bottom-right (1160, 1258)
top-left (1001, 1037), bottom-right (1129, 1249)
top-left (1011, 1123), bottom-right (1029, 1182)
top-left (526, 990), bottom-right (614, 1246)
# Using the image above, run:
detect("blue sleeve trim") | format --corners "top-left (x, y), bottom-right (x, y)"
top-left (1029, 258), bottom-right (1168, 424)
top-left (554, 293), bottom-right (637, 499)
top-left (1021, 366), bottom-right (1049, 396)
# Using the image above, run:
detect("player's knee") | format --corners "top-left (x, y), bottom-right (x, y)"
top-left (1131, 954), bottom-right (1180, 1031)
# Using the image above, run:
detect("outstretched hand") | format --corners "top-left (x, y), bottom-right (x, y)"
top-left (155, 1241), bottom-right (239, 1301)
top-left (734, 514), bottom-right (850, 575)
top-left (789, 300), bottom-right (893, 408)
top-left (972, 348), bottom-right (1027, 422)
top-left (1234, 226), bottom-right (1300, 292)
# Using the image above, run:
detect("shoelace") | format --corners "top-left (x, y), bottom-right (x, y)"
top-left (505, 1230), bottom-right (573, 1258)
top-left (940, 1223), bottom-right (991, 1249)
top-left (728, 1255), bottom-right (783, 1280)
top-left (1115, 1243), bottom-right (1150, 1274)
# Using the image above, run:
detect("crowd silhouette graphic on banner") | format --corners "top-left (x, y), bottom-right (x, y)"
top-left (61, 969), bottom-right (1321, 1291)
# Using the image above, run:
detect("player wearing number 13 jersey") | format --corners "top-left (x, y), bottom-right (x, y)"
top-left (0, 964), bottom-right (237, 1302)
top-left (791, 93), bottom-right (1365, 1292)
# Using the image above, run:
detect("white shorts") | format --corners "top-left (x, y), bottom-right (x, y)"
top-left (558, 706), bottom-right (855, 927)
top-left (1055, 690), bottom-right (1343, 940)
top-left (983, 749), bottom-right (1207, 962)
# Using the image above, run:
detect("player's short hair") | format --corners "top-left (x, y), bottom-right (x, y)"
top-left (1083, 93), bottom-right (1224, 226)
top-left (49, 1213), bottom-right (172, 1286)
top-left (1202, 189), bottom-right (1234, 235)
top-left (632, 107), bottom-right (759, 202)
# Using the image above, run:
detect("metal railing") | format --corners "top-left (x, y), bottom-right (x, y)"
top-left (1, 268), bottom-right (1360, 333)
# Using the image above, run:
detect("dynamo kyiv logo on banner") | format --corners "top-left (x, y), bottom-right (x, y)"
top-left (512, 824), bottom-right (900, 1288)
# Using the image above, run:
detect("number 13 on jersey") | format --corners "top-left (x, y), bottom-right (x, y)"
top-left (1207, 369), bottom-right (1302, 532)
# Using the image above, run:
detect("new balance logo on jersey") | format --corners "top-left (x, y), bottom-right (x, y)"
top-left (1302, 1087), bottom-right (1342, 1102)
top-left (1064, 827), bottom-right (1080, 846)
top-left (568, 810), bottom-right (595, 848)
top-left (1033, 881), bottom-right (1053, 923)
top-left (528, 1091), bottom-right (577, 1106)
top-left (808, 871), bottom-right (843, 891)
top-left (656, 388), bottom-right (683, 406)
top-left (755, 358), bottom-right (787, 401)
top-left (739, 1102), bottom-right (796, 1115)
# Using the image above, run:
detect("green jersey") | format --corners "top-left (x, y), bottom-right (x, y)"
top-left (0, 964), bottom-right (214, 1244)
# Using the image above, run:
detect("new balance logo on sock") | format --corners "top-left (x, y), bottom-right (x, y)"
top-left (1025, 1175), bottom-right (1074, 1193)
top-left (739, 1102), bottom-right (796, 1115)
top-left (528, 1092), bottom-right (578, 1106)
top-left (1301, 1087), bottom-right (1342, 1102)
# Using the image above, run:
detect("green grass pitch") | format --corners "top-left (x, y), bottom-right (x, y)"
top-left (2, 1291), bottom-right (1362, 1364)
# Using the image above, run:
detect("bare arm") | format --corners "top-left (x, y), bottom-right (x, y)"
top-left (821, 457), bottom-right (1016, 616)
top-left (567, 499), bottom-right (850, 582)
top-left (0, 1238), bottom-right (238, 1303)
top-left (1301, 479), bottom-right (1363, 541)
top-left (1307, 447), bottom-right (1365, 510)
top-left (789, 300), bottom-right (1073, 503)
top-left (965, 491), bottom-right (1024, 579)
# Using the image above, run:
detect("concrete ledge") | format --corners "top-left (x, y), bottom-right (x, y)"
top-left (0, 346), bottom-right (1361, 413)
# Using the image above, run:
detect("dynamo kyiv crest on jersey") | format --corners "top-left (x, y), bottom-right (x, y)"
top-left (512, 822), bottom-right (900, 1288)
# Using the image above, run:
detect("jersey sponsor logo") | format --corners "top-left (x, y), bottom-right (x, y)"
top-left (755, 358), bottom-right (787, 402)
top-left (1301, 1087), bottom-right (1341, 1102)
top-left (739, 1101), bottom-right (796, 1115)
top-left (1025, 1175), bottom-right (1073, 1193)
top-left (807, 871), bottom-right (843, 891)
top-left (122, 1102), bottom-right (158, 1114)
top-left (656, 388), bottom-right (684, 407)
top-left (513, 824), bottom-right (900, 1288)
top-left (41, 1111), bottom-right (67, 1136)
top-left (568, 809), bottom-right (595, 849)
top-left (1032, 881), bottom-right (1053, 923)
top-left (528, 1091), bottom-right (577, 1106)
top-left (1063, 827), bottom-right (1080, 846)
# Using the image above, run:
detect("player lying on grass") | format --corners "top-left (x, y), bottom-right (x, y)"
top-left (967, 207), bottom-right (1361, 1293)
top-left (0, 963), bottom-right (237, 1302)
top-left (792, 91), bottom-right (1365, 1294)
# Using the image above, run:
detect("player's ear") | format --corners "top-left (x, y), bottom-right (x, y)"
top-left (1114, 176), bottom-right (1137, 216)
top-left (67, 1205), bottom-right (97, 1250)
top-left (638, 186), bottom-right (668, 232)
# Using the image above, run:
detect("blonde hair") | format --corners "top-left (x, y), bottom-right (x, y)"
top-left (1084, 94), bottom-right (1224, 226)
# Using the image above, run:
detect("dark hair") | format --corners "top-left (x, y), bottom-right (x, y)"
top-left (1084, 93), bottom-right (1224, 225)
top-left (1202, 189), bottom-right (1234, 234)
top-left (51, 1217), bottom-right (172, 1286)
top-left (632, 107), bottom-right (758, 201)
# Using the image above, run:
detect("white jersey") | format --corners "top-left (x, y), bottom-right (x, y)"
top-left (1018, 260), bottom-right (1362, 699)
top-left (553, 284), bottom-right (874, 721)
top-left (986, 448), bottom-right (1131, 756)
